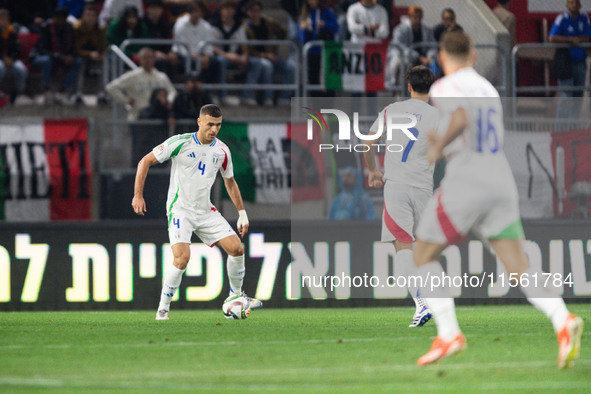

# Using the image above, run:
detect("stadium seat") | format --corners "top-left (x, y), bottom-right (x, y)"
top-left (17, 33), bottom-right (40, 67)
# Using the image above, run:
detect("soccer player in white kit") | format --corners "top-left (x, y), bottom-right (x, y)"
top-left (413, 31), bottom-right (583, 368)
top-left (132, 104), bottom-right (262, 320)
top-left (364, 65), bottom-right (439, 327)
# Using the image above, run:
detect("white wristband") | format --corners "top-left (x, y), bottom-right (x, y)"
top-left (237, 209), bottom-right (249, 229)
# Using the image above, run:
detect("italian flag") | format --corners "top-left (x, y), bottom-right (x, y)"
top-left (221, 122), bottom-right (325, 204)
top-left (0, 118), bottom-right (91, 221)
top-left (324, 41), bottom-right (388, 92)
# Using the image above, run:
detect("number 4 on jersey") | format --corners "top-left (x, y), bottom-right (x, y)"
top-left (198, 161), bottom-right (205, 175)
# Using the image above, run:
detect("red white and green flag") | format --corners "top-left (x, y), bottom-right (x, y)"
top-left (324, 41), bottom-right (388, 92)
top-left (0, 118), bottom-right (91, 221)
top-left (221, 122), bottom-right (325, 204)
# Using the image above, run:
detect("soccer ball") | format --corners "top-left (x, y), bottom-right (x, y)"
top-left (222, 297), bottom-right (251, 320)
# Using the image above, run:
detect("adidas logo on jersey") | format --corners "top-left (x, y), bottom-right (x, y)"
top-left (188, 152), bottom-right (196, 158)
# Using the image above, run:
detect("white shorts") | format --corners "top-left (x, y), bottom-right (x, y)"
top-left (416, 173), bottom-right (523, 245)
top-left (168, 208), bottom-right (236, 247)
top-left (381, 182), bottom-right (432, 243)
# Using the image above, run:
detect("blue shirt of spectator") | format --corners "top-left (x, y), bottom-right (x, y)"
top-left (58, 0), bottom-right (87, 19)
top-left (298, 2), bottom-right (339, 48)
top-left (550, 10), bottom-right (591, 62)
top-left (329, 167), bottom-right (376, 221)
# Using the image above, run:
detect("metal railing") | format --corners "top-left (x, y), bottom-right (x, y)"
top-left (193, 39), bottom-right (301, 95)
top-left (512, 42), bottom-right (591, 96)
top-left (302, 40), bottom-right (407, 99)
top-left (120, 38), bottom-right (194, 76)
top-left (409, 42), bottom-right (509, 95)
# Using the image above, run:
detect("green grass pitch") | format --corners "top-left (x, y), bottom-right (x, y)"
top-left (1, 305), bottom-right (589, 392)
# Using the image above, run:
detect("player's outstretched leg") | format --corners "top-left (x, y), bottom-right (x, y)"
top-left (490, 238), bottom-right (584, 369)
top-left (414, 241), bottom-right (466, 365)
top-left (156, 243), bottom-right (189, 320)
top-left (394, 248), bottom-right (432, 327)
top-left (219, 235), bottom-right (263, 310)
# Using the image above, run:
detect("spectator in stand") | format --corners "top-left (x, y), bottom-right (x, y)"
top-left (105, 47), bottom-right (176, 119)
top-left (172, 0), bottom-right (216, 82)
top-left (338, 0), bottom-right (392, 42)
top-left (393, 6), bottom-right (437, 67)
top-left (107, 6), bottom-right (148, 59)
top-left (163, 0), bottom-right (193, 23)
top-left (172, 72), bottom-right (212, 128)
top-left (2, 0), bottom-right (56, 34)
top-left (346, 0), bottom-right (389, 43)
top-left (211, 0), bottom-right (251, 107)
top-left (99, 0), bottom-right (143, 28)
top-left (30, 6), bottom-right (83, 104)
top-left (143, 0), bottom-right (177, 77)
top-left (0, 9), bottom-right (28, 104)
top-left (433, 8), bottom-right (463, 43)
top-left (493, 0), bottom-right (516, 48)
top-left (74, 4), bottom-right (106, 104)
top-left (58, 0), bottom-right (86, 23)
top-left (244, 0), bottom-right (296, 107)
top-left (389, 5), bottom-right (437, 85)
top-left (298, 0), bottom-right (339, 92)
top-left (280, 0), bottom-right (303, 40)
top-left (549, 0), bottom-right (591, 121)
top-left (329, 167), bottom-right (376, 221)
top-left (135, 87), bottom-right (174, 164)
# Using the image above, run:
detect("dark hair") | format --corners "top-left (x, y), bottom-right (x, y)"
top-left (187, 0), bottom-right (209, 17)
top-left (497, 0), bottom-right (510, 6)
top-left (200, 104), bottom-right (222, 118)
top-left (440, 30), bottom-right (472, 59)
top-left (0, 8), bottom-right (9, 18)
top-left (441, 8), bottom-right (455, 18)
top-left (83, 4), bottom-right (99, 14)
top-left (54, 6), bottom-right (70, 18)
top-left (246, 0), bottom-right (263, 11)
top-left (145, 0), bottom-right (164, 8)
top-left (219, 0), bottom-right (237, 10)
top-left (405, 65), bottom-right (436, 94)
top-left (116, 6), bottom-right (142, 35)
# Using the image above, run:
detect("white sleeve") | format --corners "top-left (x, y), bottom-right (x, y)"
top-left (152, 136), bottom-right (186, 163)
top-left (347, 7), bottom-right (366, 37)
top-left (375, 9), bottom-right (390, 40)
top-left (105, 72), bottom-right (134, 104)
top-left (220, 148), bottom-right (234, 178)
top-left (172, 21), bottom-right (187, 56)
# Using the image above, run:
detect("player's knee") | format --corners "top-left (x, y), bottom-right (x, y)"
top-left (172, 250), bottom-right (190, 269)
top-left (228, 243), bottom-right (244, 257)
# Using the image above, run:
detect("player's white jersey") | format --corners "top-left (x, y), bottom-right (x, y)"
top-left (153, 132), bottom-right (234, 217)
top-left (370, 98), bottom-right (440, 191)
top-left (429, 67), bottom-right (504, 162)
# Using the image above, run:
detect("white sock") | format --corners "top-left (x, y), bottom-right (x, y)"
top-left (396, 249), bottom-right (425, 310)
top-left (227, 254), bottom-right (245, 296)
top-left (158, 263), bottom-right (185, 312)
top-left (520, 267), bottom-right (569, 332)
top-left (416, 261), bottom-right (461, 340)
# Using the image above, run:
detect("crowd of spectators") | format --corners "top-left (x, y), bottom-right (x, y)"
top-left (0, 0), bottom-right (587, 114)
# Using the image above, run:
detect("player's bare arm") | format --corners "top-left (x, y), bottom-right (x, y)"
top-left (426, 107), bottom-right (469, 164)
top-left (132, 152), bottom-right (160, 216)
top-left (223, 176), bottom-right (249, 238)
top-left (362, 132), bottom-right (384, 188)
